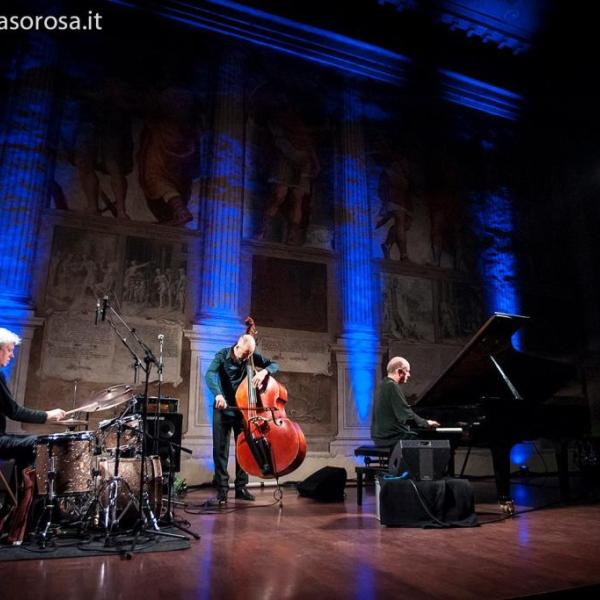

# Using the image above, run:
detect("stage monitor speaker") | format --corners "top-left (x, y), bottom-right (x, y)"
top-left (389, 439), bottom-right (450, 481)
top-left (297, 466), bottom-right (347, 502)
top-left (145, 413), bottom-right (183, 472)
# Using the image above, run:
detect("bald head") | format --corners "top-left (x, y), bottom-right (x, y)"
top-left (386, 356), bottom-right (411, 383)
top-left (234, 334), bottom-right (256, 361)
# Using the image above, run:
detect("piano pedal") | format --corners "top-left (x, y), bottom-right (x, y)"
top-left (499, 498), bottom-right (515, 516)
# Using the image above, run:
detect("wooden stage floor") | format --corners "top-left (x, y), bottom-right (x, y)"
top-left (1, 477), bottom-right (599, 600)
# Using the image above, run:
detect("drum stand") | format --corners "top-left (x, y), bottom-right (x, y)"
top-left (98, 420), bottom-right (141, 539)
top-left (36, 444), bottom-right (59, 548)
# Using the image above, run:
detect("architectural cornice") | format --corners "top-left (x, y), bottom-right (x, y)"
top-left (107, 0), bottom-right (523, 119)
top-left (109, 0), bottom-right (410, 84)
top-left (380, 0), bottom-right (543, 55)
top-left (440, 68), bottom-right (522, 120)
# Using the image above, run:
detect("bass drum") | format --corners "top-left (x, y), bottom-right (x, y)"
top-left (96, 455), bottom-right (163, 527)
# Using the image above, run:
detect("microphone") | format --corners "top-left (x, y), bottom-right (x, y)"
top-left (95, 299), bottom-right (100, 325)
top-left (158, 334), bottom-right (165, 362)
top-left (101, 296), bottom-right (108, 322)
top-left (158, 334), bottom-right (165, 380)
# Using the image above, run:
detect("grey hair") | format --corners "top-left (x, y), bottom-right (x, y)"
top-left (386, 356), bottom-right (409, 375)
top-left (0, 328), bottom-right (22, 347)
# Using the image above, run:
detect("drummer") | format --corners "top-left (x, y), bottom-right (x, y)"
top-left (0, 328), bottom-right (66, 470)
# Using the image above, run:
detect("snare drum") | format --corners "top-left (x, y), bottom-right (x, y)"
top-left (35, 431), bottom-right (96, 496)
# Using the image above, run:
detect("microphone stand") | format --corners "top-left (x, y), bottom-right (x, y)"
top-left (100, 299), bottom-right (189, 550)
top-left (154, 334), bottom-right (200, 539)
top-left (152, 335), bottom-right (163, 458)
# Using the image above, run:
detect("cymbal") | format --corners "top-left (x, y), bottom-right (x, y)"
top-left (73, 384), bottom-right (137, 414)
top-left (50, 419), bottom-right (88, 426)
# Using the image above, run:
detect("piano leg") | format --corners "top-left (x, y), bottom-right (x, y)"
top-left (491, 443), bottom-right (515, 515)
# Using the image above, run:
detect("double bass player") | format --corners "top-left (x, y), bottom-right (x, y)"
top-left (204, 334), bottom-right (279, 506)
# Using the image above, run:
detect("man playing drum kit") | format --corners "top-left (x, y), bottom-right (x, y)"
top-left (0, 328), bottom-right (66, 469)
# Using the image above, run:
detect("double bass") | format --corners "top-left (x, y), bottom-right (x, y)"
top-left (235, 317), bottom-right (307, 478)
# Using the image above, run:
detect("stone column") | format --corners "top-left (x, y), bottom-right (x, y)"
top-left (182, 48), bottom-right (246, 484)
top-left (0, 32), bottom-right (57, 420)
top-left (330, 85), bottom-right (382, 456)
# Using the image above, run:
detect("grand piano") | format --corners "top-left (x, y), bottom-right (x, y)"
top-left (414, 312), bottom-right (590, 512)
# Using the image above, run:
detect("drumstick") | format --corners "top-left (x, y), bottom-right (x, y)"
top-left (62, 407), bottom-right (97, 417)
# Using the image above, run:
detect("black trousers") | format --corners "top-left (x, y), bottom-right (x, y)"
top-left (212, 409), bottom-right (248, 492)
top-left (0, 434), bottom-right (37, 470)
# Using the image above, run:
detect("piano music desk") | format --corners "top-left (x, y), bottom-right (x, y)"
top-left (354, 445), bottom-right (392, 506)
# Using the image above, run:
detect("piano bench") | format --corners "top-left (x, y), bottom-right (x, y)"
top-left (354, 445), bottom-right (392, 506)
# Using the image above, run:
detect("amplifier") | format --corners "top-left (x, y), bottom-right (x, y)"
top-left (389, 439), bottom-right (450, 481)
top-left (144, 413), bottom-right (183, 472)
top-left (135, 396), bottom-right (179, 414)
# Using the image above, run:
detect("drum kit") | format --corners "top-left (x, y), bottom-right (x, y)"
top-left (32, 384), bottom-right (168, 545)
top-left (26, 296), bottom-right (198, 548)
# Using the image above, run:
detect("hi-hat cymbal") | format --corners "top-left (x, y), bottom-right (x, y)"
top-left (50, 419), bottom-right (88, 426)
top-left (72, 384), bottom-right (137, 414)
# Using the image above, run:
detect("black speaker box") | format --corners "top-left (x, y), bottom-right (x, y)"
top-left (378, 477), bottom-right (478, 528)
top-left (144, 413), bottom-right (183, 472)
top-left (389, 439), bottom-right (450, 481)
top-left (297, 466), bottom-right (347, 502)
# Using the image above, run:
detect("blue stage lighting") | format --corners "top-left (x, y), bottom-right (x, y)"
top-left (470, 189), bottom-right (522, 349)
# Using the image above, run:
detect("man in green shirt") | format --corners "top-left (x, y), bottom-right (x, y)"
top-left (371, 356), bottom-right (439, 446)
top-left (204, 334), bottom-right (279, 505)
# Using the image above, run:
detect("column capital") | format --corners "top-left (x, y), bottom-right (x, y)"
top-left (184, 317), bottom-right (244, 351)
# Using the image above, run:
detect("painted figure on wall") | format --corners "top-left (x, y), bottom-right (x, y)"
top-left (376, 152), bottom-right (415, 261)
top-left (437, 280), bottom-right (484, 341)
top-left (121, 236), bottom-right (188, 319)
top-left (255, 90), bottom-right (321, 245)
top-left (138, 86), bottom-right (200, 227)
top-left (382, 274), bottom-right (435, 342)
top-left (45, 228), bottom-right (120, 311)
top-left (53, 76), bottom-right (135, 219)
top-left (425, 149), bottom-right (465, 269)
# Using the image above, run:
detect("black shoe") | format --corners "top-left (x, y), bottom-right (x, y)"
top-left (206, 490), bottom-right (228, 507)
top-left (235, 487), bottom-right (255, 501)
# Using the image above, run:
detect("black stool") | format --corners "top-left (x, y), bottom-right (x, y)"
top-left (354, 445), bottom-right (392, 506)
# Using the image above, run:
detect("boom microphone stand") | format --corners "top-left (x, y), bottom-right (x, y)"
top-left (153, 333), bottom-right (200, 539)
top-left (99, 298), bottom-right (189, 550)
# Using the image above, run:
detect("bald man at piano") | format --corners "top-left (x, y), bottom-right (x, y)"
top-left (371, 357), bottom-right (440, 447)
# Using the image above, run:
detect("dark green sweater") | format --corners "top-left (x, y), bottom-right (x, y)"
top-left (371, 377), bottom-right (428, 445)
top-left (1, 372), bottom-right (47, 434)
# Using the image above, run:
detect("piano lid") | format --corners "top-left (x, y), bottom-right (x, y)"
top-left (416, 313), bottom-right (576, 408)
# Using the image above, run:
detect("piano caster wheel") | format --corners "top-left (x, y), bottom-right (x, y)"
top-left (499, 498), bottom-right (515, 516)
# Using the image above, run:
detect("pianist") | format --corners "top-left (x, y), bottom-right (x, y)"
top-left (371, 356), bottom-right (440, 446)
